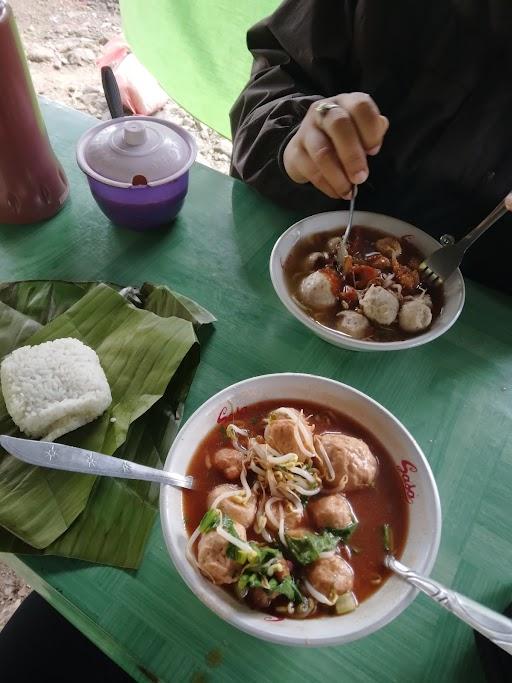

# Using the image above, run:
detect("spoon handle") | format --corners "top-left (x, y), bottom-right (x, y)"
top-left (387, 556), bottom-right (512, 655)
top-left (342, 184), bottom-right (358, 246)
top-left (0, 435), bottom-right (194, 490)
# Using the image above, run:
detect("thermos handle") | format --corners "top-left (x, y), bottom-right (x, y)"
top-left (101, 66), bottom-right (124, 119)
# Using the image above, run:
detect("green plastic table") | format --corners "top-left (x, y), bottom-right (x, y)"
top-left (1, 102), bottom-right (511, 683)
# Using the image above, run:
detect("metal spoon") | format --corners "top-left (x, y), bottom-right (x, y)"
top-left (0, 435), bottom-right (196, 490)
top-left (337, 184), bottom-right (358, 264)
top-left (385, 553), bottom-right (512, 655)
top-left (343, 184), bottom-right (358, 247)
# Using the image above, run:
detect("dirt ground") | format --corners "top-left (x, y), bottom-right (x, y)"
top-left (1, 0), bottom-right (232, 630)
top-left (10, 0), bottom-right (232, 171)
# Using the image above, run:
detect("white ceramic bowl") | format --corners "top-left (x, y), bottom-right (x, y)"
top-left (160, 373), bottom-right (441, 647)
top-left (269, 211), bottom-right (465, 352)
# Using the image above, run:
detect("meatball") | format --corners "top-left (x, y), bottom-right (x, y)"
top-left (249, 587), bottom-right (272, 610)
top-left (320, 433), bottom-right (378, 491)
top-left (335, 311), bottom-right (371, 339)
top-left (304, 251), bottom-right (328, 270)
top-left (212, 447), bottom-right (243, 480)
top-left (376, 237), bottom-right (402, 259)
top-left (299, 270), bottom-right (338, 309)
top-left (309, 494), bottom-right (353, 530)
top-left (398, 300), bottom-right (432, 333)
top-left (360, 285), bottom-right (399, 325)
top-left (197, 522), bottom-right (247, 585)
top-left (207, 484), bottom-right (256, 527)
top-left (306, 556), bottom-right (354, 600)
top-left (420, 293), bottom-right (433, 309)
top-left (264, 408), bottom-right (314, 459)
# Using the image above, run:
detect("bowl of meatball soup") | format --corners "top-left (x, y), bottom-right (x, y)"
top-left (270, 211), bottom-right (465, 351)
top-left (160, 373), bottom-right (441, 646)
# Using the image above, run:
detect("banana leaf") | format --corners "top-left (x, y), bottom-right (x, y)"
top-left (0, 303), bottom-right (43, 354)
top-left (0, 281), bottom-right (214, 568)
top-left (140, 283), bottom-right (216, 326)
top-left (0, 281), bottom-right (96, 326)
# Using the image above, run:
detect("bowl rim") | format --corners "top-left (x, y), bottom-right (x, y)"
top-left (160, 373), bottom-right (442, 646)
top-left (269, 210), bottom-right (465, 352)
top-left (76, 115), bottom-right (197, 188)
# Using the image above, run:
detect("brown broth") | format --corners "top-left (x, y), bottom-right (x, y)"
top-left (183, 399), bottom-right (409, 618)
top-left (284, 226), bottom-right (444, 342)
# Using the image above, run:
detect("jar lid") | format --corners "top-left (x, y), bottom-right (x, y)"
top-left (76, 116), bottom-right (197, 188)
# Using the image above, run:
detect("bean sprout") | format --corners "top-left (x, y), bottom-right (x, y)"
top-left (210, 486), bottom-right (248, 511)
top-left (289, 466), bottom-right (317, 484)
top-left (267, 452), bottom-right (299, 466)
top-left (260, 527), bottom-right (273, 543)
top-left (216, 525), bottom-right (254, 554)
top-left (249, 461), bottom-right (266, 476)
top-left (303, 579), bottom-right (338, 606)
top-left (240, 466), bottom-right (252, 501)
top-left (226, 424), bottom-right (250, 452)
top-left (264, 497), bottom-right (281, 529)
top-left (278, 505), bottom-right (287, 547)
top-left (292, 484), bottom-right (321, 497)
top-left (313, 436), bottom-right (335, 482)
top-left (267, 407), bottom-right (316, 459)
top-left (319, 550), bottom-right (336, 559)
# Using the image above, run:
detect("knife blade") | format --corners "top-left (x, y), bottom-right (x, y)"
top-left (0, 435), bottom-right (194, 489)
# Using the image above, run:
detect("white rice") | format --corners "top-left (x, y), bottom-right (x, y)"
top-left (0, 337), bottom-right (112, 441)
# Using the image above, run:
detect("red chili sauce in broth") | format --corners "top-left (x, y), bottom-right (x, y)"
top-left (183, 400), bottom-right (409, 617)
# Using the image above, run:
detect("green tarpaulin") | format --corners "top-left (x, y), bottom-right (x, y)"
top-left (120, 0), bottom-right (279, 138)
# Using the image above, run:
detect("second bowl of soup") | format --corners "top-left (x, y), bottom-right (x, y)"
top-left (270, 211), bottom-right (465, 351)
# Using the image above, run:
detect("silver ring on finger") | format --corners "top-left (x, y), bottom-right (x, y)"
top-left (315, 102), bottom-right (340, 119)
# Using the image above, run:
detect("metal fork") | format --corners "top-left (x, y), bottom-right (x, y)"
top-left (419, 193), bottom-right (511, 285)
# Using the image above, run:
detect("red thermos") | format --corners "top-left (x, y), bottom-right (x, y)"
top-left (0, 1), bottom-right (69, 224)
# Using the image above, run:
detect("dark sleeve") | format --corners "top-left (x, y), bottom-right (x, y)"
top-left (230, 0), bottom-right (354, 211)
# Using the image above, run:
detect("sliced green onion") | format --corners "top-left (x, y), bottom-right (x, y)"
top-left (335, 591), bottom-right (358, 615)
top-left (198, 508), bottom-right (221, 533)
top-left (382, 523), bottom-right (394, 553)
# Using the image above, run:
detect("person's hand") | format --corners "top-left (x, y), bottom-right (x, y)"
top-left (283, 92), bottom-right (389, 199)
top-left (505, 193), bottom-right (512, 211)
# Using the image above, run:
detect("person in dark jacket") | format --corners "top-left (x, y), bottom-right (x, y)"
top-left (230, 0), bottom-right (512, 293)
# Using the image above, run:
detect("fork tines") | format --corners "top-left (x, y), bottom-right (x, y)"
top-left (419, 261), bottom-right (444, 285)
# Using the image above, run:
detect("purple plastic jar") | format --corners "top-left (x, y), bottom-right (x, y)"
top-left (76, 116), bottom-right (196, 231)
